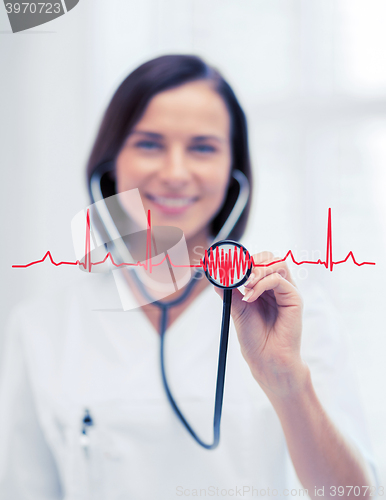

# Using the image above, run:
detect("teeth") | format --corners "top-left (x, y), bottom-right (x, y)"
top-left (151, 196), bottom-right (195, 208)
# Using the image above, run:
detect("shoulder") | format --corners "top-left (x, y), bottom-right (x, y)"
top-left (5, 273), bottom-right (122, 365)
top-left (11, 273), bottom-right (120, 327)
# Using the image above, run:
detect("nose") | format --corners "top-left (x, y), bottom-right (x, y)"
top-left (158, 145), bottom-right (191, 188)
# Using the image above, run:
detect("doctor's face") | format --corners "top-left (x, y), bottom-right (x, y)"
top-left (115, 80), bottom-right (232, 243)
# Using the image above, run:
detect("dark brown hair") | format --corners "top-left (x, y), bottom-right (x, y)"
top-left (86, 54), bottom-right (252, 240)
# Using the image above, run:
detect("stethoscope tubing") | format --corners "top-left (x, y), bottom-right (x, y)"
top-left (88, 160), bottom-right (250, 450)
top-left (131, 268), bottom-right (230, 449)
top-left (159, 287), bottom-right (232, 450)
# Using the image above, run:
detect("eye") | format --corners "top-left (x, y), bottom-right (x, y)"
top-left (135, 140), bottom-right (163, 151)
top-left (189, 144), bottom-right (217, 153)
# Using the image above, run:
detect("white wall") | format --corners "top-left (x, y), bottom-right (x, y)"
top-left (1, 0), bottom-right (385, 483)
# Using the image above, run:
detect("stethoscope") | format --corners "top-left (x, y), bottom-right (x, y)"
top-left (89, 161), bottom-right (251, 449)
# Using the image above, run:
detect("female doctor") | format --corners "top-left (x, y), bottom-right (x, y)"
top-left (0, 55), bottom-right (377, 499)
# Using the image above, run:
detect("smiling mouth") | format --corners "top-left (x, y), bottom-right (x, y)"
top-left (146, 194), bottom-right (199, 209)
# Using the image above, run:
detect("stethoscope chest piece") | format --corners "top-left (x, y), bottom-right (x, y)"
top-left (204, 240), bottom-right (252, 289)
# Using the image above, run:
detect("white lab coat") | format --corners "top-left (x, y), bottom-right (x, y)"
top-left (0, 272), bottom-right (378, 499)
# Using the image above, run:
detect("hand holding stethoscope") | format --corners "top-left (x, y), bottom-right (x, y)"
top-left (215, 251), bottom-right (305, 401)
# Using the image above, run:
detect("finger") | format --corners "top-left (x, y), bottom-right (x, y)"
top-left (242, 272), bottom-right (302, 308)
top-left (249, 251), bottom-right (274, 265)
top-left (213, 286), bottom-right (245, 316)
top-left (213, 286), bottom-right (224, 299)
top-left (245, 259), bottom-right (295, 288)
top-left (243, 253), bottom-right (278, 289)
top-left (214, 286), bottom-right (250, 319)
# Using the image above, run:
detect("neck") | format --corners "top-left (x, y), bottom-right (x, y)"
top-left (186, 228), bottom-right (212, 269)
top-left (123, 227), bottom-right (212, 305)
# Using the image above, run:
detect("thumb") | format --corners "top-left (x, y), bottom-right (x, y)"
top-left (213, 286), bottom-right (224, 300)
top-left (213, 286), bottom-right (248, 319)
top-left (229, 288), bottom-right (248, 319)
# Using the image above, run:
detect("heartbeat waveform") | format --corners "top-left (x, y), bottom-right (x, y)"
top-left (202, 245), bottom-right (251, 287)
top-left (12, 208), bottom-right (376, 284)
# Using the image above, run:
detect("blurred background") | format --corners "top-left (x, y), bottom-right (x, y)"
top-left (1, 0), bottom-right (385, 483)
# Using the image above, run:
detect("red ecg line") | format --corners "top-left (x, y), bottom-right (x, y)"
top-left (12, 208), bottom-right (375, 283)
top-left (202, 246), bottom-right (251, 287)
